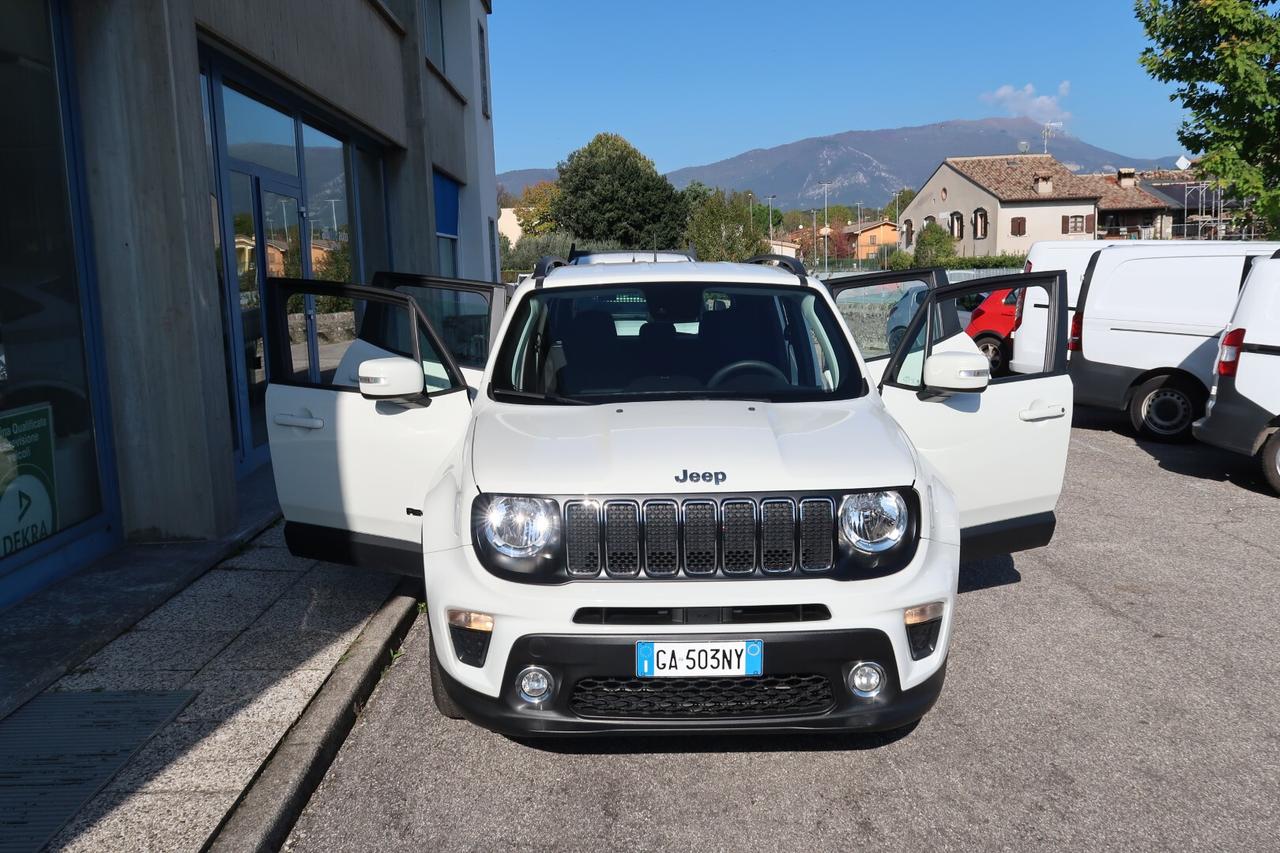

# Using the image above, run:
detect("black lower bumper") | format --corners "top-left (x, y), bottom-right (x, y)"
top-left (1193, 375), bottom-right (1272, 457)
top-left (436, 629), bottom-right (946, 736)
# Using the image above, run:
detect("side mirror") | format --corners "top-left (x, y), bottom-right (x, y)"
top-left (358, 356), bottom-right (425, 401)
top-left (921, 351), bottom-right (990, 396)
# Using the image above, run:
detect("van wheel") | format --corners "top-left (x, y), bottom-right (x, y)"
top-left (974, 334), bottom-right (1007, 377)
top-left (429, 629), bottom-right (465, 720)
top-left (1261, 432), bottom-right (1280, 494)
top-left (1127, 375), bottom-right (1205, 442)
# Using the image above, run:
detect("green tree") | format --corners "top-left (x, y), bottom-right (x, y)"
top-left (913, 222), bottom-right (955, 267)
top-left (684, 187), bottom-right (769, 262)
top-left (881, 188), bottom-right (917, 221)
top-left (515, 180), bottom-right (561, 237)
top-left (1136, 0), bottom-right (1280, 234)
top-left (550, 133), bottom-right (687, 248)
top-left (749, 202), bottom-right (784, 236)
top-left (505, 231), bottom-right (624, 272)
top-left (887, 249), bottom-right (915, 271)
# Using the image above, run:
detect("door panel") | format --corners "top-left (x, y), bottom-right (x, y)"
top-left (371, 272), bottom-right (507, 387)
top-left (263, 279), bottom-right (471, 571)
top-left (880, 272), bottom-right (1072, 548)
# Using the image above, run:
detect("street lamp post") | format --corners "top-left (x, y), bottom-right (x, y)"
top-left (746, 191), bottom-right (753, 238)
top-left (766, 194), bottom-right (776, 246)
top-left (810, 209), bottom-right (817, 270)
top-left (855, 201), bottom-right (863, 268)
top-left (820, 181), bottom-right (831, 275)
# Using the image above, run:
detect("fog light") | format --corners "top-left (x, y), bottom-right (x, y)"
top-left (517, 666), bottom-right (553, 704)
top-left (848, 662), bottom-right (886, 698)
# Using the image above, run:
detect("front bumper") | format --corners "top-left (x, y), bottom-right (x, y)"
top-left (436, 629), bottom-right (947, 736)
top-left (424, 533), bottom-right (957, 733)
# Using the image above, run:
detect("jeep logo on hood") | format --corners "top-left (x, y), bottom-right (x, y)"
top-left (674, 469), bottom-right (726, 485)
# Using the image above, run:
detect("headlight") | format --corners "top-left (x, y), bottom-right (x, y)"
top-left (481, 495), bottom-right (559, 558)
top-left (839, 491), bottom-right (909, 553)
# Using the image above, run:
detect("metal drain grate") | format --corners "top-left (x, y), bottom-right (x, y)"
top-left (0, 690), bottom-right (194, 853)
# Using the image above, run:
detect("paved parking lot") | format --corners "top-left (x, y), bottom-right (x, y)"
top-left (284, 409), bottom-right (1280, 852)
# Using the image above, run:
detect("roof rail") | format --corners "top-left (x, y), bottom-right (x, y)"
top-left (532, 255), bottom-right (568, 287)
top-left (743, 254), bottom-right (808, 282)
top-left (566, 247), bottom-right (698, 264)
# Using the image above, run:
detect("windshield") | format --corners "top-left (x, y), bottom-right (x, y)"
top-left (491, 282), bottom-right (864, 404)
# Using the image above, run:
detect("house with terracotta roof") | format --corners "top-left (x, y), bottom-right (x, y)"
top-left (897, 154), bottom-right (1172, 256)
top-left (841, 219), bottom-right (899, 260)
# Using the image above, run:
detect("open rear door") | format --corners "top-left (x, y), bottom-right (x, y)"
top-left (371, 272), bottom-right (507, 389)
top-left (263, 278), bottom-right (472, 574)
top-left (824, 268), bottom-right (952, 383)
top-left (874, 271), bottom-right (1073, 560)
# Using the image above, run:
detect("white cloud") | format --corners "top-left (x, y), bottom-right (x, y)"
top-left (981, 81), bottom-right (1072, 124)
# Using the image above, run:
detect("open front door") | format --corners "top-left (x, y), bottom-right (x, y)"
top-left (824, 268), bottom-right (952, 383)
top-left (371, 272), bottom-right (507, 389)
top-left (876, 272), bottom-right (1073, 560)
top-left (263, 278), bottom-right (472, 574)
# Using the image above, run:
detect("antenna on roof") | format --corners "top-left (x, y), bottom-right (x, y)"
top-left (1041, 121), bottom-right (1064, 154)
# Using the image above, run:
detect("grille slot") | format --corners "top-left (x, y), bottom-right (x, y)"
top-left (564, 501), bottom-right (601, 577)
top-left (570, 674), bottom-right (835, 719)
top-left (603, 501), bottom-right (641, 577)
top-left (682, 501), bottom-right (718, 575)
top-left (798, 498), bottom-right (836, 572)
top-left (642, 500), bottom-right (679, 577)
top-left (760, 499), bottom-right (796, 573)
top-left (720, 500), bottom-right (757, 574)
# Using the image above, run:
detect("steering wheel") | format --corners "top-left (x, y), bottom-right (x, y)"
top-left (707, 359), bottom-right (790, 389)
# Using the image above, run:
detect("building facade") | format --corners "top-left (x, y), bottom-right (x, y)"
top-left (0, 0), bottom-right (498, 607)
top-left (841, 220), bottom-right (899, 260)
top-left (899, 155), bottom-right (1174, 256)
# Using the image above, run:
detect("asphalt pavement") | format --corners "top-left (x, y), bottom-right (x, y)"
top-left (283, 408), bottom-right (1280, 852)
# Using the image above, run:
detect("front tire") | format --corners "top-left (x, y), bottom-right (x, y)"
top-left (1127, 375), bottom-right (1205, 442)
top-left (1261, 431), bottom-right (1280, 495)
top-left (429, 628), bottom-right (465, 720)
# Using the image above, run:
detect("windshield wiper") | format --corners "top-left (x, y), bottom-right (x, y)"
top-left (490, 387), bottom-right (591, 406)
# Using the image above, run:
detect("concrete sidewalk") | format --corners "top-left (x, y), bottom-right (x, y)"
top-left (10, 522), bottom-right (407, 852)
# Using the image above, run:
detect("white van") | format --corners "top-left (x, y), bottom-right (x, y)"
top-left (1068, 242), bottom-right (1280, 440)
top-left (1012, 239), bottom-right (1211, 376)
top-left (1193, 253), bottom-right (1280, 492)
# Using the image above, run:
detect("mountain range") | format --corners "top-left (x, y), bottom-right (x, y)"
top-left (498, 117), bottom-right (1182, 209)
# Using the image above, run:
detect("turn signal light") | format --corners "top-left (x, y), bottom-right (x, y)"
top-left (447, 609), bottom-right (495, 632)
top-left (904, 601), bottom-right (945, 625)
top-left (1217, 327), bottom-right (1246, 377)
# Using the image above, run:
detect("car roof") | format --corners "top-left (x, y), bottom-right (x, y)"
top-left (570, 250), bottom-right (694, 264)
top-left (528, 260), bottom-right (808, 291)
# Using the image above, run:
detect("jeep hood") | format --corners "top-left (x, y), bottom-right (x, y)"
top-left (469, 399), bottom-right (917, 495)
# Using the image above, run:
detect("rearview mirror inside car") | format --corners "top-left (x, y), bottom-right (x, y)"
top-left (358, 356), bottom-right (425, 401)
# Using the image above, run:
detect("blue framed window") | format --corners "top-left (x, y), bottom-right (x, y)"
top-left (434, 170), bottom-right (460, 278)
top-left (0, 0), bottom-right (122, 608)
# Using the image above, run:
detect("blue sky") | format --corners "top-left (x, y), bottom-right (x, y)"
top-left (489, 0), bottom-right (1188, 174)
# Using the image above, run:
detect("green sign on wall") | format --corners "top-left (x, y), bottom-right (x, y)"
top-left (0, 404), bottom-right (58, 558)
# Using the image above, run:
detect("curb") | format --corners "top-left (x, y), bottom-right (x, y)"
top-left (206, 577), bottom-right (421, 852)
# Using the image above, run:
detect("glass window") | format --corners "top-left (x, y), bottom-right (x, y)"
top-left (834, 279), bottom-right (931, 360)
top-left (399, 286), bottom-right (490, 368)
top-left (201, 72), bottom-right (239, 452)
top-left (425, 0), bottom-right (446, 72)
top-left (222, 86), bottom-right (298, 176)
top-left (303, 123), bottom-right (351, 282)
top-left (356, 148), bottom-right (390, 279)
top-left (434, 171), bottom-right (460, 278)
top-left (229, 172), bottom-right (268, 445)
top-left (492, 284), bottom-right (863, 404)
top-left (0, 0), bottom-right (105, 560)
top-left (478, 21), bottom-right (490, 118)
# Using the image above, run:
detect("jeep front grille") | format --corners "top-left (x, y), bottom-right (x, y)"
top-left (562, 496), bottom-right (835, 579)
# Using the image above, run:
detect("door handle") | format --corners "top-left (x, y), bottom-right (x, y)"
top-left (274, 413), bottom-right (324, 430)
top-left (1019, 404), bottom-right (1066, 422)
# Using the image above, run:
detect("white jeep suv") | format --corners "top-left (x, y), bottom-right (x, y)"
top-left (262, 257), bottom-right (1071, 735)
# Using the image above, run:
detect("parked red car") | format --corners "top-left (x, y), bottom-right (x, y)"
top-left (965, 288), bottom-right (1019, 375)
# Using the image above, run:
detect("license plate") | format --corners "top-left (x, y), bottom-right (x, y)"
top-left (635, 640), bottom-right (763, 678)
